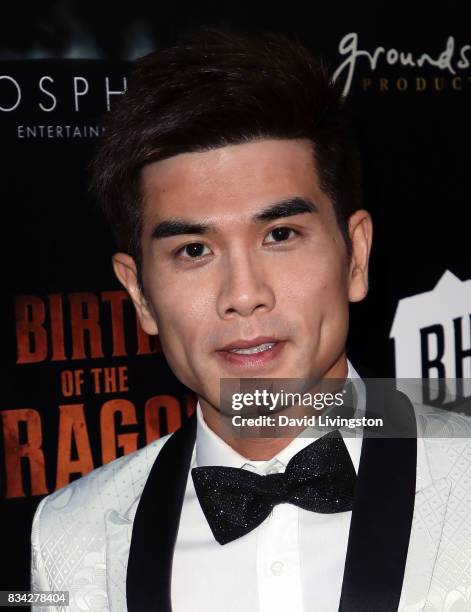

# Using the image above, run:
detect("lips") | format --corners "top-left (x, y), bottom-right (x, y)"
top-left (228, 341), bottom-right (276, 355)
top-left (218, 336), bottom-right (281, 352)
top-left (216, 336), bottom-right (286, 369)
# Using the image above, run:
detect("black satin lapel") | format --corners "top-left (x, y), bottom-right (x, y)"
top-left (338, 380), bottom-right (417, 612)
top-left (126, 413), bottom-right (197, 612)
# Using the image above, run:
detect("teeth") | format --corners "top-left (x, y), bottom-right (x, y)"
top-left (229, 342), bottom-right (276, 355)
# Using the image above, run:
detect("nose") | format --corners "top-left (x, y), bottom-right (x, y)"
top-left (216, 250), bottom-right (276, 319)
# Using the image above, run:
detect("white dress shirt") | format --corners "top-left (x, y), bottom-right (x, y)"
top-left (172, 362), bottom-right (365, 612)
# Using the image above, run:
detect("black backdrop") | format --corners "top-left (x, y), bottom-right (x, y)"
top-left (1, 0), bottom-right (470, 595)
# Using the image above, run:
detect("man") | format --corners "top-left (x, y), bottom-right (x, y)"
top-left (31, 31), bottom-right (471, 611)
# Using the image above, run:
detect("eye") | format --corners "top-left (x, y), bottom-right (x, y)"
top-left (176, 242), bottom-right (212, 259)
top-left (264, 227), bottom-right (298, 243)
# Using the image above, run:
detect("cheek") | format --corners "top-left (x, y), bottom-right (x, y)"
top-left (277, 245), bottom-right (349, 316)
top-left (149, 294), bottom-right (200, 387)
top-left (146, 278), bottom-right (213, 356)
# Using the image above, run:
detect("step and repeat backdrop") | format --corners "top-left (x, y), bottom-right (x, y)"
top-left (1, 1), bottom-right (470, 593)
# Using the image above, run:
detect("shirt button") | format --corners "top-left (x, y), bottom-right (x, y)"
top-left (270, 561), bottom-right (284, 576)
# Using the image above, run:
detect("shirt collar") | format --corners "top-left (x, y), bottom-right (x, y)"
top-left (195, 359), bottom-right (365, 474)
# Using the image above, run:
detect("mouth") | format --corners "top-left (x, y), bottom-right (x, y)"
top-left (216, 337), bottom-right (286, 369)
top-left (228, 341), bottom-right (277, 355)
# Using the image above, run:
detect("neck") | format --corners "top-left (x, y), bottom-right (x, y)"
top-left (199, 354), bottom-right (349, 461)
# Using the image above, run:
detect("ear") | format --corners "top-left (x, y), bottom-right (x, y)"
top-left (347, 210), bottom-right (373, 303)
top-left (112, 253), bottom-right (159, 335)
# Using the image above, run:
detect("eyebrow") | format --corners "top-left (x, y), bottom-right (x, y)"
top-left (253, 197), bottom-right (318, 222)
top-left (150, 196), bottom-right (318, 240)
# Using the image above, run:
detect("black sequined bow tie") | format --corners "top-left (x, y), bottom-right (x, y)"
top-left (191, 429), bottom-right (357, 545)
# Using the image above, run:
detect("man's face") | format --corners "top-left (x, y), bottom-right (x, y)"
top-left (114, 139), bottom-right (371, 412)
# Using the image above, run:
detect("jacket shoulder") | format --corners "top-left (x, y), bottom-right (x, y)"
top-left (37, 433), bottom-right (173, 526)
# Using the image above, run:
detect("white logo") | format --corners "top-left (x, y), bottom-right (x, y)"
top-left (390, 270), bottom-right (471, 379)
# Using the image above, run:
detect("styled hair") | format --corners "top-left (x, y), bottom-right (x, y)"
top-left (93, 30), bottom-right (362, 274)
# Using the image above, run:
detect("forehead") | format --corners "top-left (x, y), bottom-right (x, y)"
top-left (140, 139), bottom-right (328, 223)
